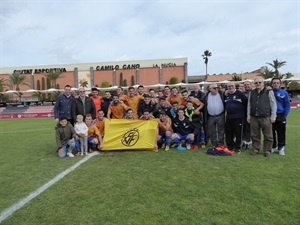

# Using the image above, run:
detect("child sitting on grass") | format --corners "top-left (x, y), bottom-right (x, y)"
top-left (55, 117), bottom-right (76, 158)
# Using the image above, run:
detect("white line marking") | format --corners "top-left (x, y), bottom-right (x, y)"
top-left (0, 151), bottom-right (99, 223)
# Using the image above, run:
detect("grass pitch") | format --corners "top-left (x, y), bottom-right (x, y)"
top-left (0, 109), bottom-right (299, 225)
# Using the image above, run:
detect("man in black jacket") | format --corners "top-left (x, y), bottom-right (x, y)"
top-left (72, 88), bottom-right (96, 121)
top-left (101, 91), bottom-right (112, 117)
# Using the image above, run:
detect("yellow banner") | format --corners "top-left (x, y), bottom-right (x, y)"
top-left (102, 119), bottom-right (158, 150)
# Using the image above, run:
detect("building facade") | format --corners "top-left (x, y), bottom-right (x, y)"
top-left (0, 58), bottom-right (188, 92)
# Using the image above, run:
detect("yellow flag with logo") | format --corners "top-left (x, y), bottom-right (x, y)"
top-left (102, 119), bottom-right (158, 150)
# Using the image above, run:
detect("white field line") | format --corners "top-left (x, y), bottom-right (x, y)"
top-left (0, 151), bottom-right (99, 223)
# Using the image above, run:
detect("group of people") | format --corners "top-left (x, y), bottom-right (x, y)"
top-left (54, 76), bottom-right (290, 158)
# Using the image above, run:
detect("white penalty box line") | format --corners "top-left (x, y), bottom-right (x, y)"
top-left (0, 151), bottom-right (99, 223)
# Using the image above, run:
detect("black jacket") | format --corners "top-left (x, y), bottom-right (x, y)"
top-left (72, 96), bottom-right (96, 120)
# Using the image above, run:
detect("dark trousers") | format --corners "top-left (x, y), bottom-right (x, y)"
top-left (225, 117), bottom-right (243, 150)
top-left (272, 114), bottom-right (287, 148)
top-left (242, 119), bottom-right (251, 142)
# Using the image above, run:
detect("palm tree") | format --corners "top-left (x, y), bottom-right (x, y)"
top-left (202, 50), bottom-right (212, 76)
top-left (266, 59), bottom-right (286, 77)
top-left (0, 77), bottom-right (8, 92)
top-left (231, 74), bottom-right (242, 81)
top-left (43, 70), bottom-right (64, 88)
top-left (282, 72), bottom-right (294, 88)
top-left (260, 67), bottom-right (274, 79)
top-left (9, 73), bottom-right (30, 91)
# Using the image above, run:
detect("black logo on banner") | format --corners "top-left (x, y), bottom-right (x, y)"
top-left (121, 128), bottom-right (139, 147)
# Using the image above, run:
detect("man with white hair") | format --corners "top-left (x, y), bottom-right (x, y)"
top-left (247, 76), bottom-right (277, 157)
top-left (72, 88), bottom-right (96, 120)
top-left (203, 83), bottom-right (225, 147)
top-left (224, 82), bottom-right (247, 154)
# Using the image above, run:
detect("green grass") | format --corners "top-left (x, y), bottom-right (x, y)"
top-left (0, 109), bottom-right (300, 225)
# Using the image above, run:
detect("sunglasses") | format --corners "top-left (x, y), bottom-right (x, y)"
top-left (255, 82), bottom-right (262, 84)
top-left (211, 87), bottom-right (218, 89)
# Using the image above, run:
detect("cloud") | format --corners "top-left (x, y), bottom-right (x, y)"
top-left (1, 0), bottom-right (299, 76)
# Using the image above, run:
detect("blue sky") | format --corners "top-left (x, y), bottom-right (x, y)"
top-left (1, 0), bottom-right (299, 76)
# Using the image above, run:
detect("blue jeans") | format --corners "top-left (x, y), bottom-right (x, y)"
top-left (58, 139), bottom-right (75, 158)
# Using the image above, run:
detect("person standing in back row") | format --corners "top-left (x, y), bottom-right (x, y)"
top-left (90, 87), bottom-right (102, 116)
top-left (72, 88), bottom-right (96, 120)
top-left (271, 78), bottom-right (290, 156)
top-left (203, 83), bottom-right (225, 147)
top-left (247, 76), bottom-right (277, 157)
top-left (224, 82), bottom-right (247, 154)
top-left (54, 85), bottom-right (74, 125)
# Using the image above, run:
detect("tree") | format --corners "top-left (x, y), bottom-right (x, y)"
top-left (231, 74), bottom-right (242, 81)
top-left (131, 75), bottom-right (135, 86)
top-left (9, 73), bottom-right (30, 91)
top-left (119, 73), bottom-right (124, 87)
top-left (282, 72), bottom-right (294, 88)
top-left (100, 81), bottom-right (110, 96)
top-left (0, 77), bottom-right (8, 92)
top-left (202, 50), bottom-right (212, 76)
top-left (288, 81), bottom-right (300, 91)
top-left (43, 71), bottom-right (64, 88)
top-left (170, 77), bottom-right (179, 84)
top-left (260, 67), bottom-right (274, 79)
top-left (266, 59), bottom-right (286, 77)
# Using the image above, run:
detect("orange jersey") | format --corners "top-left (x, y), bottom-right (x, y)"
top-left (181, 98), bottom-right (202, 107)
top-left (167, 95), bottom-right (183, 105)
top-left (108, 103), bottom-right (128, 119)
top-left (91, 96), bottom-right (102, 114)
top-left (87, 125), bottom-right (100, 137)
top-left (94, 118), bottom-right (108, 136)
top-left (120, 95), bottom-right (143, 117)
top-left (158, 117), bottom-right (172, 132)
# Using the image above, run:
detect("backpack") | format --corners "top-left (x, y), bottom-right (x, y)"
top-left (207, 145), bottom-right (234, 156)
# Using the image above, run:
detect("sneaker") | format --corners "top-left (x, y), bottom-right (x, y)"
top-left (67, 152), bottom-right (74, 158)
top-left (264, 152), bottom-right (271, 157)
top-left (84, 152), bottom-right (89, 156)
top-left (186, 144), bottom-right (191, 150)
top-left (279, 150), bottom-right (285, 156)
top-left (153, 149), bottom-right (158, 153)
top-left (171, 143), bottom-right (178, 148)
top-left (80, 152), bottom-right (84, 156)
top-left (271, 147), bottom-right (277, 153)
top-left (165, 146), bottom-right (170, 151)
top-left (88, 148), bottom-right (94, 153)
top-left (200, 143), bottom-right (205, 149)
top-left (75, 152), bottom-right (81, 156)
top-left (235, 149), bottom-right (241, 154)
top-left (176, 146), bottom-right (187, 151)
top-left (161, 143), bottom-right (166, 149)
top-left (278, 146), bottom-right (285, 155)
top-left (242, 142), bottom-right (246, 149)
top-left (246, 141), bottom-right (252, 149)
